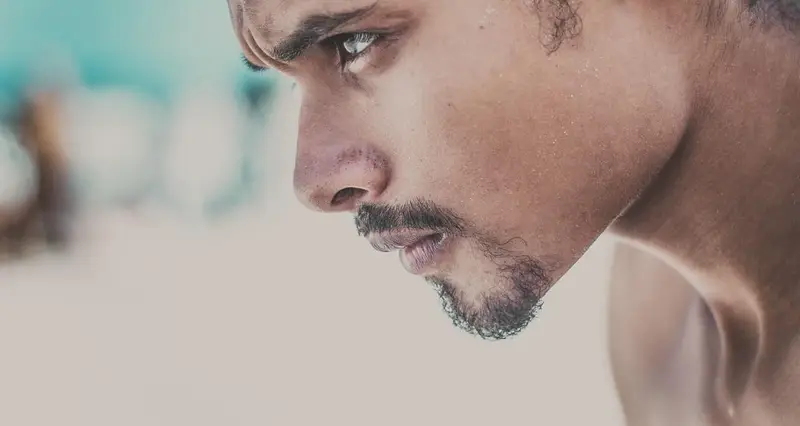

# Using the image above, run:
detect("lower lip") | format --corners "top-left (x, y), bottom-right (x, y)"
top-left (399, 234), bottom-right (449, 275)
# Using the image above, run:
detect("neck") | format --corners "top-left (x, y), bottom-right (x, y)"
top-left (611, 18), bottom-right (800, 415)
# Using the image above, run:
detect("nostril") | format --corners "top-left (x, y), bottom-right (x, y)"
top-left (331, 187), bottom-right (367, 208)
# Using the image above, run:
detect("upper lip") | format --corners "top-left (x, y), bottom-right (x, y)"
top-left (366, 229), bottom-right (442, 253)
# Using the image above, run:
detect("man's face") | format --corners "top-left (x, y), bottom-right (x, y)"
top-left (228, 0), bottom-right (689, 339)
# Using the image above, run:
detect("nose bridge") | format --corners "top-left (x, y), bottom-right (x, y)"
top-left (293, 89), bottom-right (390, 212)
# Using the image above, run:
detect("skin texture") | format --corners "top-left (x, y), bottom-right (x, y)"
top-left (227, 0), bottom-right (800, 423)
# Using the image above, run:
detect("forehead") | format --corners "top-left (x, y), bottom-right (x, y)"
top-left (233, 0), bottom-right (379, 34)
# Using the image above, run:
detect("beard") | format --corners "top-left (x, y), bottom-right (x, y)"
top-left (428, 249), bottom-right (548, 341)
top-left (356, 198), bottom-right (551, 340)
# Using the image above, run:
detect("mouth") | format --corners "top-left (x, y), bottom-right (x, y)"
top-left (367, 230), bottom-right (451, 275)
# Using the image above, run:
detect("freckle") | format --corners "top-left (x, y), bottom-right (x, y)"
top-left (479, 25), bottom-right (485, 29)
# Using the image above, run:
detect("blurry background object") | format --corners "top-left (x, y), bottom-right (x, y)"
top-left (161, 88), bottom-right (247, 219)
top-left (0, 122), bottom-right (37, 236)
top-left (0, 87), bottom-right (73, 257)
top-left (0, 0), bottom-right (280, 234)
top-left (60, 87), bottom-right (163, 208)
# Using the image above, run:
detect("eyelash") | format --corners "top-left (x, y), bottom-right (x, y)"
top-left (241, 55), bottom-right (266, 73)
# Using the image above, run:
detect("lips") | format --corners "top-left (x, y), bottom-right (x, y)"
top-left (367, 229), bottom-right (450, 275)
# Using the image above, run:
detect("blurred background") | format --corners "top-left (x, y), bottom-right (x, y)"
top-left (0, 1), bottom-right (624, 425)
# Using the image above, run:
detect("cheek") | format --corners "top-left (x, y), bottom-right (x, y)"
top-left (371, 5), bottom-right (687, 255)
top-left (383, 56), bottom-right (598, 240)
top-left (375, 14), bottom-right (550, 200)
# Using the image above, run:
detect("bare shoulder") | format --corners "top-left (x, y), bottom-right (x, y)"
top-left (608, 243), bottom-right (715, 425)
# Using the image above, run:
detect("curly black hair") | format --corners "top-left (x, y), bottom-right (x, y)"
top-left (536, 0), bottom-right (800, 54)
top-left (749, 0), bottom-right (800, 29)
top-left (529, 0), bottom-right (583, 54)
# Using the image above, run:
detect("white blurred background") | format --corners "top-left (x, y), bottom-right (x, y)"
top-left (0, 2), bottom-right (625, 424)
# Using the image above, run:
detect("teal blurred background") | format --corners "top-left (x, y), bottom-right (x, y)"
top-left (1, 0), bottom-right (248, 99)
top-left (0, 0), bottom-right (284, 228)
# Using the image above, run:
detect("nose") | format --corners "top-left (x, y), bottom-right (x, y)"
top-left (292, 101), bottom-right (391, 213)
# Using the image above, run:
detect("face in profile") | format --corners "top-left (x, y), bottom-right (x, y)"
top-left (227, 0), bottom-right (690, 339)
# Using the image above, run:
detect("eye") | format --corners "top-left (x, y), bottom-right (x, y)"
top-left (330, 32), bottom-right (380, 67)
top-left (342, 33), bottom-right (377, 56)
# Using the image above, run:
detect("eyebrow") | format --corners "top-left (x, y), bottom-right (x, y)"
top-left (242, 2), bottom-right (378, 72)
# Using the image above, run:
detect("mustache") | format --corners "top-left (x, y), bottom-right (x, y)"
top-left (354, 199), bottom-right (467, 237)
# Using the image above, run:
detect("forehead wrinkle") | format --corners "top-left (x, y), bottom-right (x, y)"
top-left (239, 0), bottom-right (289, 35)
top-left (249, 0), bottom-right (379, 38)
